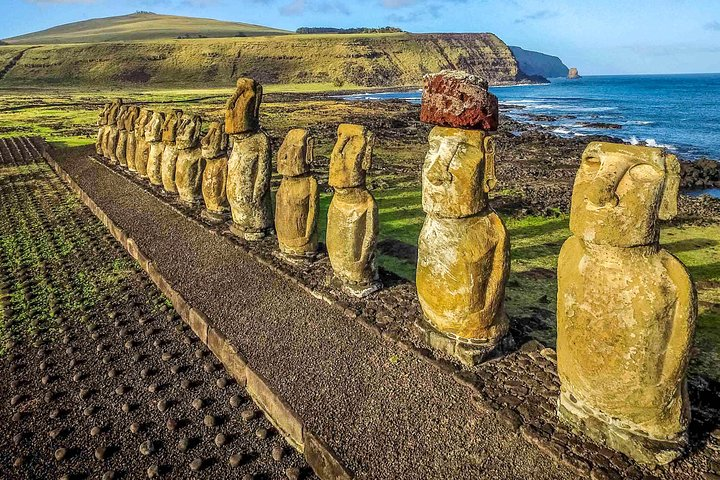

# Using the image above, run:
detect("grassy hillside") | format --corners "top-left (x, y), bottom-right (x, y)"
top-left (0, 33), bottom-right (527, 88)
top-left (3, 12), bottom-right (289, 45)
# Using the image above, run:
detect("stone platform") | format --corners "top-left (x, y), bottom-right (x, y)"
top-left (22, 142), bottom-right (720, 479)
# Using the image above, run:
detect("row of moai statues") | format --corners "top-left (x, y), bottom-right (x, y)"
top-left (95, 78), bottom-right (381, 297)
top-left (95, 71), bottom-right (696, 466)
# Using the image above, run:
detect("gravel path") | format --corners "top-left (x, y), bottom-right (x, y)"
top-left (53, 149), bottom-right (578, 479)
top-left (0, 138), bottom-right (313, 479)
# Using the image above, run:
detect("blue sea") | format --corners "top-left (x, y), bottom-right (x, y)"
top-left (342, 73), bottom-right (720, 197)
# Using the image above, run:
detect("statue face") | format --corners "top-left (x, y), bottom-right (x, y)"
top-left (162, 109), bottom-right (183, 143)
top-left (176, 114), bottom-right (202, 149)
top-left (328, 124), bottom-right (374, 188)
top-left (201, 121), bottom-right (228, 158)
top-left (225, 78), bottom-right (262, 134)
top-left (145, 111), bottom-right (165, 142)
top-left (570, 142), bottom-right (680, 246)
top-left (116, 106), bottom-right (130, 130)
top-left (422, 127), bottom-right (493, 218)
top-left (277, 129), bottom-right (313, 177)
top-left (124, 106), bottom-right (140, 131)
top-left (107, 99), bottom-right (123, 126)
top-left (99, 103), bottom-right (111, 125)
top-left (136, 109), bottom-right (152, 133)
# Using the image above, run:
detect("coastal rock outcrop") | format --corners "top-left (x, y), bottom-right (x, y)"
top-left (568, 67), bottom-right (581, 79)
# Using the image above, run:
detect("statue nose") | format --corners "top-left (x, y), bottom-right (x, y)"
top-left (586, 164), bottom-right (624, 207)
top-left (426, 158), bottom-right (452, 186)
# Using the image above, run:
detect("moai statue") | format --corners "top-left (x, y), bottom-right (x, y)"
top-left (104, 99), bottom-right (123, 162)
top-left (145, 111), bottom-right (166, 185)
top-left (326, 124), bottom-right (380, 297)
top-left (557, 142), bottom-right (695, 465)
top-left (161, 109), bottom-right (183, 192)
top-left (415, 70), bottom-right (510, 366)
top-left (96, 103), bottom-right (111, 155)
top-left (134, 109), bottom-right (152, 177)
top-left (201, 121), bottom-right (231, 223)
top-left (175, 114), bottom-right (204, 204)
top-left (113, 105), bottom-right (130, 166)
top-left (225, 78), bottom-right (273, 240)
top-left (275, 129), bottom-right (319, 262)
top-left (124, 105), bottom-right (140, 170)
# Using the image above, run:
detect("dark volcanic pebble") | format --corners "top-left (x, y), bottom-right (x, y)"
top-left (139, 440), bottom-right (155, 455)
top-left (285, 467), bottom-right (301, 480)
top-left (178, 437), bottom-right (190, 452)
top-left (215, 433), bottom-right (227, 447)
top-left (229, 395), bottom-right (242, 408)
top-left (157, 399), bottom-right (168, 412)
top-left (255, 427), bottom-right (268, 440)
top-left (190, 458), bottom-right (203, 471)
top-left (147, 464), bottom-right (159, 478)
top-left (204, 414), bottom-right (216, 427)
top-left (95, 446), bottom-right (108, 460)
top-left (272, 445), bottom-right (284, 461)
top-left (54, 447), bottom-right (67, 461)
top-left (192, 398), bottom-right (203, 410)
top-left (229, 453), bottom-right (244, 467)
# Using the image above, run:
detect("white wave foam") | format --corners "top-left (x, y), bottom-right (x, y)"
top-left (553, 128), bottom-right (572, 135)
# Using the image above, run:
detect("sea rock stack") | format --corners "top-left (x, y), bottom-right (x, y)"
top-left (557, 142), bottom-right (695, 465)
top-left (420, 70), bottom-right (499, 131)
top-left (415, 70), bottom-right (511, 366)
top-left (326, 123), bottom-right (380, 297)
top-left (568, 67), bottom-right (581, 79)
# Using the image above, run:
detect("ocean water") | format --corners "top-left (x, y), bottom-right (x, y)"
top-left (342, 73), bottom-right (720, 161)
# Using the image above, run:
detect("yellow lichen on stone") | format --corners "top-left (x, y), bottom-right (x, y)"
top-left (326, 124), bottom-right (380, 296)
top-left (557, 142), bottom-right (696, 465)
top-left (160, 109), bottom-right (183, 193)
top-left (145, 111), bottom-right (165, 186)
top-left (225, 78), bottom-right (262, 135)
top-left (275, 129), bottom-right (319, 260)
top-left (175, 114), bottom-right (204, 204)
top-left (133, 108), bottom-right (152, 176)
top-left (416, 126), bottom-right (510, 358)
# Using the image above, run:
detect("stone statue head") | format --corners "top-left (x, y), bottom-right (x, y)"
top-left (422, 126), bottom-right (496, 218)
top-left (116, 105), bottom-right (129, 130)
top-left (161, 109), bottom-right (183, 143)
top-left (145, 111), bottom-right (165, 143)
top-left (329, 124), bottom-right (374, 188)
top-left (176, 114), bottom-right (202, 150)
top-left (99, 103), bottom-right (111, 126)
top-left (277, 129), bottom-right (313, 177)
top-left (135, 109), bottom-right (152, 134)
top-left (225, 78), bottom-right (262, 135)
top-left (570, 142), bottom-right (680, 247)
top-left (107, 99), bottom-right (123, 126)
top-left (201, 121), bottom-right (229, 159)
top-left (124, 106), bottom-right (140, 132)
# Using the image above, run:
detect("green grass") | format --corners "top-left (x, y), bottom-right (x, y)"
top-left (4, 12), bottom-right (289, 45)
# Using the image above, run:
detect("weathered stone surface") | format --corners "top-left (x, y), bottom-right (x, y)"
top-left (124, 106), bottom-right (140, 171)
top-left (326, 124), bottom-right (379, 296)
top-left (175, 114), bottom-right (204, 204)
top-left (416, 127), bottom-right (509, 360)
top-left (160, 110), bottom-right (183, 193)
top-left (109, 104), bottom-right (127, 164)
top-left (97, 103), bottom-right (111, 155)
top-left (145, 111), bottom-right (165, 186)
top-left (420, 70), bottom-right (499, 130)
top-left (103, 99), bottom-right (123, 161)
top-left (225, 78), bottom-right (262, 135)
top-left (133, 109), bottom-right (152, 176)
top-left (201, 122), bottom-right (230, 221)
top-left (227, 131), bottom-right (273, 240)
top-left (275, 129), bottom-right (319, 259)
top-left (557, 142), bottom-right (695, 466)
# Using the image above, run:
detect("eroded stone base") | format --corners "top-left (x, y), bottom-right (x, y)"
top-left (201, 208), bottom-right (230, 224)
top-left (558, 391), bottom-right (687, 465)
top-left (273, 250), bottom-right (319, 266)
top-left (415, 317), bottom-right (513, 366)
top-left (230, 223), bottom-right (273, 241)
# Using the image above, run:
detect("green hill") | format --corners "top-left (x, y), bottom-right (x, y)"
top-left (0, 32), bottom-right (534, 88)
top-left (3, 12), bottom-right (289, 45)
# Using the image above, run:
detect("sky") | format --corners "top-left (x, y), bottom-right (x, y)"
top-left (1, 0), bottom-right (720, 75)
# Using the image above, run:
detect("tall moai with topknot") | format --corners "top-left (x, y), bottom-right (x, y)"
top-left (145, 111), bottom-right (166, 185)
top-left (96, 103), bottom-right (111, 156)
top-left (275, 129), bottom-right (319, 262)
top-left (326, 124), bottom-right (380, 297)
top-left (225, 78), bottom-right (273, 240)
top-left (415, 70), bottom-right (511, 366)
top-left (557, 142), bottom-right (696, 465)
top-left (104, 99), bottom-right (123, 162)
top-left (131, 108), bottom-right (151, 175)
top-left (201, 121), bottom-right (230, 223)
top-left (175, 114), bottom-right (204, 204)
top-left (123, 106), bottom-right (140, 169)
top-left (161, 109), bottom-right (183, 192)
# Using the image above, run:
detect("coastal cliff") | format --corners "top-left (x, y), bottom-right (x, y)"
top-left (0, 33), bottom-right (541, 88)
top-left (509, 46), bottom-right (569, 78)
